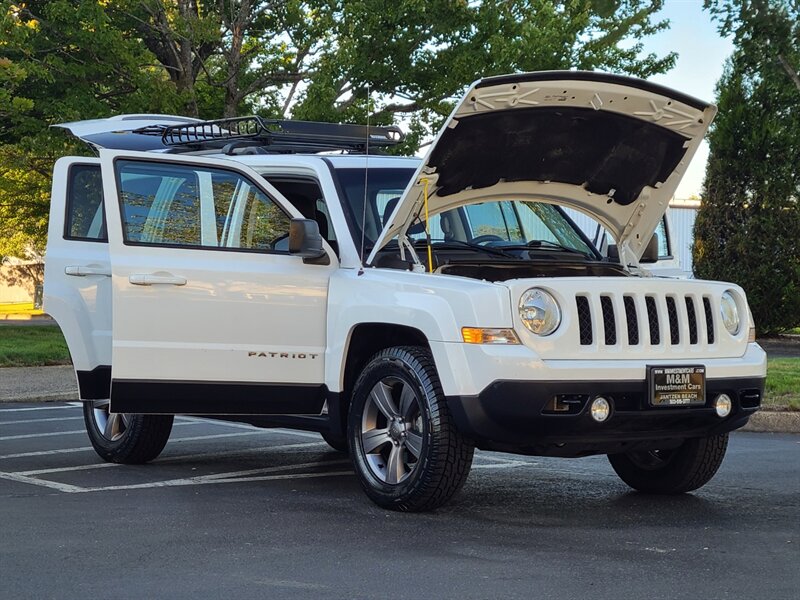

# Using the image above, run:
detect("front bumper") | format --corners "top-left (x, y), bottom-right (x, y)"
top-left (447, 375), bottom-right (765, 458)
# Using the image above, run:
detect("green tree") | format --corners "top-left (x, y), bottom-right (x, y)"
top-left (1, 0), bottom-right (677, 259)
top-left (0, 1), bottom-right (181, 259)
top-left (694, 1), bottom-right (800, 334)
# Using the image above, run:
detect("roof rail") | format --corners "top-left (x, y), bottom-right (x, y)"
top-left (160, 116), bottom-right (404, 154)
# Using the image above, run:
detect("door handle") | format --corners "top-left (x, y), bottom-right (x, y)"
top-left (65, 265), bottom-right (111, 277)
top-left (128, 273), bottom-right (187, 286)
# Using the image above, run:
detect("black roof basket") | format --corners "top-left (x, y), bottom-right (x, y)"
top-left (160, 116), bottom-right (404, 155)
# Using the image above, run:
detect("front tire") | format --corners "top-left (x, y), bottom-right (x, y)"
top-left (83, 400), bottom-right (174, 464)
top-left (608, 433), bottom-right (729, 494)
top-left (348, 346), bottom-right (474, 512)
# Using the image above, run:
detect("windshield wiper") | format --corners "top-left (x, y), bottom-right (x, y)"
top-left (500, 239), bottom-right (596, 259)
top-left (421, 239), bottom-right (519, 259)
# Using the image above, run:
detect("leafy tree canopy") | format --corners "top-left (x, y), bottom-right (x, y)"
top-left (1, 0), bottom-right (675, 258)
top-left (694, 0), bottom-right (799, 334)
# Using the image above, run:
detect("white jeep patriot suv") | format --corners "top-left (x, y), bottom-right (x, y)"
top-left (44, 72), bottom-right (766, 511)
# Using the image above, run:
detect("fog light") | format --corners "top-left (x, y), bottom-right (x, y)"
top-left (590, 396), bottom-right (611, 422)
top-left (714, 394), bottom-right (732, 417)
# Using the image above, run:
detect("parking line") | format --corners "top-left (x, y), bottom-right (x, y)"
top-left (0, 430), bottom-right (269, 460)
top-left (0, 405), bottom-right (80, 412)
top-left (0, 416), bottom-right (84, 426)
top-left (0, 421), bottom-right (196, 441)
top-left (0, 458), bottom-right (352, 494)
top-left (14, 441), bottom-right (328, 476)
top-left (0, 471), bottom-right (85, 493)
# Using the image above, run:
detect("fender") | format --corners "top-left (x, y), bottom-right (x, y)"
top-left (325, 268), bottom-right (513, 392)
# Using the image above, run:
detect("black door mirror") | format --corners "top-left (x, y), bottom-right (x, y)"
top-left (640, 233), bottom-right (659, 263)
top-left (289, 218), bottom-right (328, 262)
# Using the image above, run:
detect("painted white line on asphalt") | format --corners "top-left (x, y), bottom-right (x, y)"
top-left (2, 459), bottom-right (351, 494)
top-left (0, 416), bottom-right (84, 426)
top-left (179, 420), bottom-right (324, 440)
top-left (0, 430), bottom-right (267, 460)
top-left (81, 469), bottom-right (353, 493)
top-left (15, 441), bottom-right (327, 475)
top-left (472, 461), bottom-right (527, 470)
top-left (0, 471), bottom-right (85, 493)
top-left (271, 428), bottom-right (324, 440)
top-left (0, 446), bottom-right (94, 460)
top-left (0, 421), bottom-right (196, 441)
top-left (0, 405), bottom-right (80, 412)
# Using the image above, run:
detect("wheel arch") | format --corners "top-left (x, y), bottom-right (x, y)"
top-left (328, 323), bottom-right (431, 438)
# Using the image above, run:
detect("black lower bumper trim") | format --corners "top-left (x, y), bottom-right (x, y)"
top-left (447, 376), bottom-right (765, 457)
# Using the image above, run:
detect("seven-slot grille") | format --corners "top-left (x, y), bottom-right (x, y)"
top-left (576, 293), bottom-right (716, 348)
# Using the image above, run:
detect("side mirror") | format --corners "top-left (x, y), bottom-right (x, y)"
top-left (289, 219), bottom-right (327, 262)
top-left (607, 244), bottom-right (619, 262)
top-left (640, 233), bottom-right (659, 264)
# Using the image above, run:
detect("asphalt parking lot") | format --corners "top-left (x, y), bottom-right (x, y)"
top-left (1, 402), bottom-right (798, 599)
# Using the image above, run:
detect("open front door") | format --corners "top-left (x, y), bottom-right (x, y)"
top-left (99, 150), bottom-right (336, 415)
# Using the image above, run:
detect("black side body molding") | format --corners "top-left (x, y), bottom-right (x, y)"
top-left (110, 380), bottom-right (327, 415)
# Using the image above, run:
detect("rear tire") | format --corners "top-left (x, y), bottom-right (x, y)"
top-left (348, 346), bottom-right (474, 512)
top-left (608, 433), bottom-right (729, 494)
top-left (83, 400), bottom-right (173, 464)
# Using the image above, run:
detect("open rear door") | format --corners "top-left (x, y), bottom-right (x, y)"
top-left (99, 150), bottom-right (337, 415)
top-left (44, 157), bottom-right (112, 400)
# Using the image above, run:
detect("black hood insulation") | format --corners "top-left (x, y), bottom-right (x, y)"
top-left (428, 107), bottom-right (688, 205)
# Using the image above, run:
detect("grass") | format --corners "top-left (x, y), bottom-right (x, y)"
top-left (0, 325), bottom-right (71, 367)
top-left (764, 357), bottom-right (800, 411)
top-left (0, 325), bottom-right (797, 410)
top-left (0, 302), bottom-right (44, 316)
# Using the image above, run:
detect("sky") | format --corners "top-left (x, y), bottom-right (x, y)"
top-left (640, 1), bottom-right (735, 199)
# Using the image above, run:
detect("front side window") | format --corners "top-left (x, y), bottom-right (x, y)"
top-left (115, 160), bottom-right (290, 252)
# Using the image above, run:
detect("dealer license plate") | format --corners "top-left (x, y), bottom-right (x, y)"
top-left (648, 365), bottom-right (706, 407)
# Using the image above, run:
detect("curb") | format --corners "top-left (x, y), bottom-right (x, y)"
top-left (0, 313), bottom-right (51, 320)
top-left (741, 410), bottom-right (800, 434)
top-left (0, 392), bottom-right (76, 404)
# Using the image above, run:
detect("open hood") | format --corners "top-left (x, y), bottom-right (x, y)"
top-left (53, 114), bottom-right (202, 151)
top-left (367, 71), bottom-right (715, 265)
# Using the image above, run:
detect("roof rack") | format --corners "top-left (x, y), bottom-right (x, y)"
top-left (159, 116), bottom-right (404, 155)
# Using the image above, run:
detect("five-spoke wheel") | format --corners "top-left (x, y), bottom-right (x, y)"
top-left (360, 377), bottom-right (425, 484)
top-left (348, 346), bottom-right (474, 511)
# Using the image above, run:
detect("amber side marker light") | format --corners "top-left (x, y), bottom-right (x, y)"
top-left (461, 328), bottom-right (520, 345)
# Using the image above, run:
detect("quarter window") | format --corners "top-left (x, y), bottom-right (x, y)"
top-left (65, 164), bottom-right (106, 241)
top-left (115, 161), bottom-right (290, 252)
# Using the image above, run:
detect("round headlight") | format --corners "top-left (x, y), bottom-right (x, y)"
top-left (720, 291), bottom-right (740, 335)
top-left (519, 288), bottom-right (561, 336)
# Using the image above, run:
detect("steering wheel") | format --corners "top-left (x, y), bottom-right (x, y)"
top-left (471, 234), bottom-right (505, 245)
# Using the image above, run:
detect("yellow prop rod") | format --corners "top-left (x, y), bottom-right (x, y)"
top-left (421, 177), bottom-right (433, 273)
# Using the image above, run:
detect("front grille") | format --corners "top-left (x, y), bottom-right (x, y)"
top-left (575, 292), bottom-right (715, 349)
top-left (623, 296), bottom-right (639, 345)
top-left (666, 296), bottom-right (680, 345)
top-left (600, 295), bottom-right (617, 345)
top-left (576, 296), bottom-right (592, 345)
top-left (685, 296), bottom-right (698, 344)
top-left (646, 296), bottom-right (660, 345)
top-left (703, 297), bottom-right (715, 343)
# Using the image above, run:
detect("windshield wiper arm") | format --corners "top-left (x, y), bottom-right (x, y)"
top-left (500, 239), bottom-right (595, 259)
top-left (417, 239), bottom-right (518, 259)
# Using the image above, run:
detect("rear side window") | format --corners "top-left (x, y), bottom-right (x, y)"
top-left (65, 164), bottom-right (106, 241)
top-left (115, 160), bottom-right (291, 252)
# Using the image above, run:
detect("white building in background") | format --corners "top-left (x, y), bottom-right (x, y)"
top-left (667, 197), bottom-right (701, 277)
top-left (567, 197), bottom-right (700, 278)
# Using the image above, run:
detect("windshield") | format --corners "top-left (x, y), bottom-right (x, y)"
top-left (334, 167), bottom-right (598, 258)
